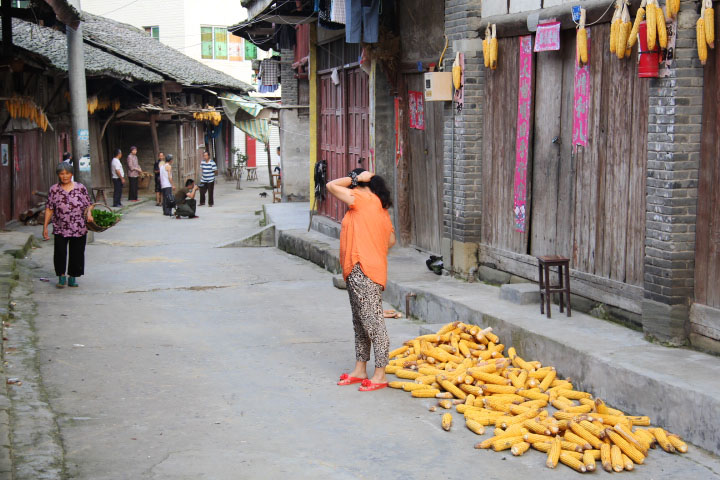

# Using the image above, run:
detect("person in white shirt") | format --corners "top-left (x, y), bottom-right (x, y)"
top-left (111, 149), bottom-right (125, 207)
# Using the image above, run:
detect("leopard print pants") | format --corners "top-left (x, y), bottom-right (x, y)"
top-left (346, 264), bottom-right (390, 368)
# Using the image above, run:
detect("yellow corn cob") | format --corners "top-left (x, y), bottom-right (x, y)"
top-left (389, 345), bottom-right (409, 358)
top-left (627, 415), bottom-right (651, 426)
top-left (411, 388), bottom-right (441, 398)
top-left (436, 322), bottom-right (456, 335)
top-left (668, 0), bottom-right (680, 18)
top-left (546, 435), bottom-right (562, 468)
top-left (493, 435), bottom-right (526, 452)
top-left (613, 423), bottom-right (648, 454)
top-left (537, 369), bottom-right (556, 392)
top-left (438, 379), bottom-right (467, 399)
top-left (385, 364), bottom-right (400, 374)
top-left (438, 399), bottom-right (453, 409)
top-left (583, 450), bottom-right (597, 471)
top-left (388, 381), bottom-right (410, 389)
top-left (657, 5), bottom-right (668, 48)
top-left (647, 2), bottom-right (657, 50)
top-left (518, 389), bottom-right (549, 402)
top-left (578, 420), bottom-right (604, 438)
top-left (482, 384), bottom-right (517, 395)
top-left (511, 441), bottom-right (530, 456)
top-left (495, 423), bottom-right (527, 438)
top-left (600, 443), bottom-right (612, 472)
top-left (465, 418), bottom-right (486, 435)
top-left (577, 27), bottom-right (588, 65)
top-left (553, 411), bottom-right (580, 421)
top-left (564, 430), bottom-right (592, 450)
top-left (634, 428), bottom-right (657, 448)
top-left (489, 36), bottom-right (498, 70)
top-left (559, 452), bottom-right (587, 472)
top-left (402, 383), bottom-right (431, 392)
top-left (523, 433), bottom-right (554, 444)
top-left (610, 18), bottom-right (620, 53)
top-left (570, 422), bottom-right (603, 449)
top-left (622, 453), bottom-right (635, 471)
top-left (483, 38), bottom-right (490, 68)
top-left (469, 370), bottom-right (509, 385)
top-left (617, 21), bottom-right (630, 58)
top-left (652, 427), bottom-right (676, 452)
top-left (705, 7), bottom-right (715, 46)
top-left (395, 369), bottom-right (422, 380)
top-left (483, 398), bottom-right (513, 413)
top-left (611, 444), bottom-right (624, 472)
top-left (478, 429), bottom-right (526, 449)
top-left (441, 413), bottom-right (452, 431)
top-left (628, 6), bottom-right (645, 48)
top-left (459, 384), bottom-right (482, 397)
top-left (668, 434), bottom-right (688, 453)
top-left (554, 389), bottom-right (591, 400)
top-left (698, 17), bottom-right (709, 64)
top-left (564, 404), bottom-right (593, 414)
top-left (524, 419), bottom-right (551, 435)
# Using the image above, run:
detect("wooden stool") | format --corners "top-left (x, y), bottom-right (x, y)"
top-left (246, 167), bottom-right (258, 181)
top-left (537, 255), bottom-right (571, 318)
top-left (91, 187), bottom-right (108, 206)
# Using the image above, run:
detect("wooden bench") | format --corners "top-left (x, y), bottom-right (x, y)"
top-left (91, 187), bottom-right (108, 206)
top-left (537, 255), bottom-right (571, 318)
top-left (246, 167), bottom-right (258, 181)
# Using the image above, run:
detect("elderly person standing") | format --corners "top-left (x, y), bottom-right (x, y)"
top-left (42, 163), bottom-right (93, 288)
top-left (327, 168), bottom-right (395, 391)
top-left (110, 148), bottom-right (125, 207)
top-left (127, 146), bottom-right (142, 202)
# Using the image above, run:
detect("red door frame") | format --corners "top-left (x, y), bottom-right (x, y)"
top-left (246, 135), bottom-right (256, 167)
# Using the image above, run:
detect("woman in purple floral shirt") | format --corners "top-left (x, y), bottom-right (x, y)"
top-left (42, 163), bottom-right (94, 288)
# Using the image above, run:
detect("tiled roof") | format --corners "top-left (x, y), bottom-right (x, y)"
top-left (4, 18), bottom-right (164, 83)
top-left (81, 13), bottom-right (252, 92)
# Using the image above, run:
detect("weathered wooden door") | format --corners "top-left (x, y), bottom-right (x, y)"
top-left (696, 8), bottom-right (720, 309)
top-left (0, 137), bottom-right (12, 223)
top-left (482, 26), bottom-right (647, 289)
top-left (405, 74), bottom-right (444, 253)
top-left (319, 67), bottom-right (369, 222)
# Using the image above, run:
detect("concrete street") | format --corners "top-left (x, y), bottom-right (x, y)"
top-left (22, 181), bottom-right (720, 479)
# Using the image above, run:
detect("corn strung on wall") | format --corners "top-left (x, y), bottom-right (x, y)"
top-left (386, 322), bottom-right (689, 474)
top-left (4, 96), bottom-right (50, 131)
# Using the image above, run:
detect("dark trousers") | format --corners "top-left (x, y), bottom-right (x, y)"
top-left (54, 234), bottom-right (87, 277)
top-left (175, 198), bottom-right (197, 217)
top-left (128, 177), bottom-right (139, 200)
top-left (162, 187), bottom-right (174, 216)
top-left (199, 181), bottom-right (215, 206)
top-left (112, 178), bottom-right (123, 206)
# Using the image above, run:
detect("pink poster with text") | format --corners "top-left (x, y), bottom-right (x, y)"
top-left (513, 36), bottom-right (533, 233)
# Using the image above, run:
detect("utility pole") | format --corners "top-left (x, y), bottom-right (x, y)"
top-left (66, 0), bottom-right (91, 190)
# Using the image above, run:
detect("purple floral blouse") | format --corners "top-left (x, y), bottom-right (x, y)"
top-left (47, 182), bottom-right (91, 237)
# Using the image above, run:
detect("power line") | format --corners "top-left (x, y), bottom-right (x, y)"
top-left (100, 0), bottom-right (141, 16)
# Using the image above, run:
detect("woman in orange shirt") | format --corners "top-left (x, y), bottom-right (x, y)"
top-left (327, 168), bottom-right (396, 391)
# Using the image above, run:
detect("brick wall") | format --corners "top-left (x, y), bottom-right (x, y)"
top-left (642, 2), bottom-right (703, 344)
top-left (280, 48), bottom-right (298, 105)
top-left (442, 0), bottom-right (484, 247)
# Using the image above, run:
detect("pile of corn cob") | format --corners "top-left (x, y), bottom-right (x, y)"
top-left (4, 96), bottom-right (49, 131)
top-left (387, 322), bottom-right (688, 474)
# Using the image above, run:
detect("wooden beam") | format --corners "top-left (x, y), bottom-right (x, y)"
top-left (161, 82), bottom-right (168, 110)
top-left (114, 120), bottom-right (151, 126)
top-left (478, 0), bottom-right (642, 37)
top-left (149, 114), bottom-right (160, 160)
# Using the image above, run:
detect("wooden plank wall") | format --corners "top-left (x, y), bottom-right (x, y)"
top-left (482, 36), bottom-right (526, 253)
top-left (696, 8), bottom-right (720, 309)
top-left (481, 25), bottom-right (647, 292)
top-left (406, 74), bottom-right (444, 254)
top-left (318, 73), bottom-right (346, 222)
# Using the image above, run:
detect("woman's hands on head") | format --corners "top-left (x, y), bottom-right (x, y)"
top-left (357, 170), bottom-right (374, 183)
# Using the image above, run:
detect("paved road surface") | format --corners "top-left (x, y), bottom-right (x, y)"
top-left (27, 183), bottom-right (720, 479)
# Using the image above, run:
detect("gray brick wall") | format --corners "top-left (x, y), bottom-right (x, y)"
top-left (642, 2), bottom-right (703, 343)
top-left (280, 48), bottom-right (297, 105)
top-left (443, 0), bottom-right (484, 244)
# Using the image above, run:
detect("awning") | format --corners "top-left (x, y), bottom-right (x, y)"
top-left (229, 0), bottom-right (315, 50)
top-left (220, 92), bottom-right (279, 144)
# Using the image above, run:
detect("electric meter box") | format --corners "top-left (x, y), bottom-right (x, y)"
top-left (424, 72), bottom-right (453, 101)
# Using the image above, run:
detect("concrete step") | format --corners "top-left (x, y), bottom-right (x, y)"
top-left (266, 215), bottom-right (720, 456)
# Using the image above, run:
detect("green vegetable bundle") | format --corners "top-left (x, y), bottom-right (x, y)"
top-left (91, 209), bottom-right (121, 228)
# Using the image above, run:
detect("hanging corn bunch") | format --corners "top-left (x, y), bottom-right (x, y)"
top-left (627, 0), bottom-right (646, 49)
top-left (647, 0), bottom-right (658, 50)
top-left (483, 26), bottom-right (490, 69)
top-left (112, 99), bottom-right (121, 111)
top-left (193, 108), bottom-right (223, 126)
top-left (610, 0), bottom-right (622, 54)
top-left (4, 95), bottom-right (49, 131)
top-left (617, 1), bottom-right (632, 59)
top-left (656, 1), bottom-right (668, 49)
top-left (704, 0), bottom-right (715, 48)
top-left (576, 9), bottom-right (588, 66)
top-left (489, 24), bottom-right (498, 70)
top-left (87, 95), bottom-right (99, 114)
top-left (667, 0), bottom-right (680, 19)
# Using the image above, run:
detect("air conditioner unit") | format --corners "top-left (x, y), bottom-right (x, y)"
top-left (424, 72), bottom-right (453, 101)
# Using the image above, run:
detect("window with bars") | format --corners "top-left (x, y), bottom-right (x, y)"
top-left (201, 26), bottom-right (228, 60)
top-left (144, 26), bottom-right (159, 40)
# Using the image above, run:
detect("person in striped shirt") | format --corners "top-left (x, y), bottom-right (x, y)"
top-left (199, 150), bottom-right (217, 207)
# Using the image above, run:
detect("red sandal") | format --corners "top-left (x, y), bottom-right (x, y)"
top-left (337, 373), bottom-right (366, 386)
top-left (358, 379), bottom-right (388, 391)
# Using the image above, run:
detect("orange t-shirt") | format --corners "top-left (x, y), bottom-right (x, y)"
top-left (339, 189), bottom-right (394, 289)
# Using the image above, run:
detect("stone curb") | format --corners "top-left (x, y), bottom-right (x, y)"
top-left (273, 226), bottom-right (720, 456)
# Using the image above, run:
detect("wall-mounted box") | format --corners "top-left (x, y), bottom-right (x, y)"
top-left (424, 72), bottom-right (453, 101)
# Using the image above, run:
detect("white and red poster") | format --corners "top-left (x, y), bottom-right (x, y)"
top-left (408, 90), bottom-right (425, 130)
top-left (534, 21), bottom-right (561, 52)
top-left (572, 29), bottom-right (591, 148)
